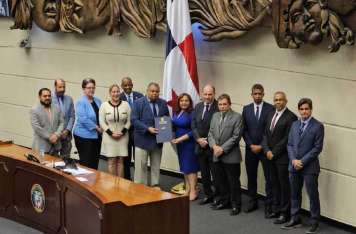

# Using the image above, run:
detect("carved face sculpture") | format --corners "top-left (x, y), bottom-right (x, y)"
top-left (287, 0), bottom-right (323, 46)
top-left (32, 0), bottom-right (60, 32)
top-left (62, 0), bottom-right (111, 33)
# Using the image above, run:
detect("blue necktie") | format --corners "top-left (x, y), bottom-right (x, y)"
top-left (299, 122), bottom-right (306, 136)
top-left (127, 95), bottom-right (133, 107)
top-left (151, 101), bottom-right (158, 117)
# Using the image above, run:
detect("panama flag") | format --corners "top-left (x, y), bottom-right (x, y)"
top-left (163, 0), bottom-right (200, 111)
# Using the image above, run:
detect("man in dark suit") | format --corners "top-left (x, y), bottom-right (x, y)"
top-left (282, 98), bottom-right (324, 234)
top-left (120, 77), bottom-right (144, 180)
top-left (262, 91), bottom-right (297, 224)
top-left (191, 84), bottom-right (219, 205)
top-left (131, 82), bottom-right (169, 187)
top-left (242, 84), bottom-right (274, 215)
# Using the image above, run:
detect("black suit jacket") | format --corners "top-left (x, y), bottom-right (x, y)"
top-left (262, 108), bottom-right (297, 164)
top-left (242, 102), bottom-right (274, 147)
top-left (191, 100), bottom-right (218, 153)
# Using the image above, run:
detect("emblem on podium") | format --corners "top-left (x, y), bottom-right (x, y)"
top-left (31, 184), bottom-right (45, 213)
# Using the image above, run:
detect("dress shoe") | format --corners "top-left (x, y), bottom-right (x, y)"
top-left (210, 199), bottom-right (220, 209)
top-left (266, 212), bottom-right (279, 219)
top-left (306, 223), bottom-right (319, 234)
top-left (281, 219), bottom-right (302, 230)
top-left (199, 197), bottom-right (213, 205)
top-left (264, 206), bottom-right (272, 219)
top-left (274, 215), bottom-right (289, 225)
top-left (211, 203), bottom-right (229, 210)
top-left (230, 207), bottom-right (241, 216)
top-left (244, 202), bottom-right (258, 213)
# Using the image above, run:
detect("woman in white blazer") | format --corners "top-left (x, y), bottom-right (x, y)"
top-left (99, 84), bottom-right (131, 177)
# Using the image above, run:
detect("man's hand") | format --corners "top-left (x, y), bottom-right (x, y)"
top-left (292, 160), bottom-right (303, 170)
top-left (148, 127), bottom-right (159, 135)
top-left (61, 129), bottom-right (70, 140)
top-left (250, 144), bottom-right (262, 154)
top-left (112, 132), bottom-right (123, 140)
top-left (266, 151), bottom-right (274, 160)
top-left (197, 138), bottom-right (208, 148)
top-left (49, 134), bottom-right (59, 144)
top-left (213, 145), bottom-right (224, 157)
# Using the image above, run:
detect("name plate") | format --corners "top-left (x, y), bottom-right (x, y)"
top-left (155, 116), bottom-right (173, 143)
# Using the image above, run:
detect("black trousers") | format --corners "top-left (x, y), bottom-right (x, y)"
top-left (214, 161), bottom-right (241, 207)
top-left (123, 130), bottom-right (134, 180)
top-left (290, 173), bottom-right (320, 224)
top-left (270, 162), bottom-right (290, 216)
top-left (245, 149), bottom-right (273, 205)
top-left (197, 148), bottom-right (216, 198)
top-left (74, 135), bottom-right (101, 170)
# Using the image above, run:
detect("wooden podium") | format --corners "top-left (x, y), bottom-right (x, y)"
top-left (0, 143), bottom-right (189, 234)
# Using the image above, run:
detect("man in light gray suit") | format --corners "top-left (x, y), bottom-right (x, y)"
top-left (30, 88), bottom-right (64, 156)
top-left (208, 94), bottom-right (243, 216)
top-left (52, 79), bottom-right (75, 157)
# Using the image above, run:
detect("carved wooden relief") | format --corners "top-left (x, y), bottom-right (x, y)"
top-left (190, 0), bottom-right (271, 41)
top-left (8, 0), bottom-right (356, 52)
top-left (272, 0), bottom-right (356, 52)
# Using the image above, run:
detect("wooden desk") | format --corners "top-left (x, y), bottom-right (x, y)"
top-left (0, 143), bottom-right (189, 234)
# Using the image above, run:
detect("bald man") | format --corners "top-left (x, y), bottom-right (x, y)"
top-left (262, 92), bottom-right (297, 224)
top-left (192, 84), bottom-right (219, 205)
top-left (52, 79), bottom-right (75, 157)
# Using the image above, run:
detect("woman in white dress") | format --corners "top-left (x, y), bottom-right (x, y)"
top-left (99, 84), bottom-right (131, 177)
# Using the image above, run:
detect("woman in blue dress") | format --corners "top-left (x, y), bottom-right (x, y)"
top-left (171, 93), bottom-right (200, 201)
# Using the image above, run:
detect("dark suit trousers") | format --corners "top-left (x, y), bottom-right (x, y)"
top-left (290, 172), bottom-right (320, 224)
top-left (74, 135), bottom-right (101, 170)
top-left (197, 148), bottom-right (215, 198)
top-left (214, 161), bottom-right (241, 207)
top-left (270, 162), bottom-right (290, 216)
top-left (123, 130), bottom-right (134, 180)
top-left (245, 149), bottom-right (272, 205)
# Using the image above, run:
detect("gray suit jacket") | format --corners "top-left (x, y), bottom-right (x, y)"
top-left (30, 103), bottom-right (64, 153)
top-left (52, 92), bottom-right (75, 133)
top-left (208, 110), bottom-right (243, 164)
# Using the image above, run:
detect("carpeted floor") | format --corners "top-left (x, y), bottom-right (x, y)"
top-left (0, 160), bottom-right (354, 234)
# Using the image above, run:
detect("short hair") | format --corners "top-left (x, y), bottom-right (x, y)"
top-left (109, 84), bottom-right (120, 93)
top-left (203, 84), bottom-right (216, 93)
top-left (274, 91), bottom-right (287, 99)
top-left (176, 93), bottom-right (193, 114)
top-left (82, 78), bottom-right (96, 89)
top-left (54, 79), bottom-right (65, 87)
top-left (121, 77), bottom-right (132, 83)
top-left (217, 93), bottom-right (231, 105)
top-left (251, 84), bottom-right (264, 93)
top-left (298, 98), bottom-right (313, 109)
top-left (38, 88), bottom-right (51, 96)
top-left (147, 82), bottom-right (160, 90)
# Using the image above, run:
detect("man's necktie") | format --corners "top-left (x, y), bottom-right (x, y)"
top-left (219, 112), bottom-right (226, 133)
top-left (202, 103), bottom-right (210, 120)
top-left (270, 112), bottom-right (279, 131)
top-left (58, 97), bottom-right (65, 114)
top-left (151, 101), bottom-right (158, 117)
top-left (299, 122), bottom-right (306, 136)
top-left (127, 95), bottom-right (133, 107)
top-left (255, 106), bottom-right (260, 121)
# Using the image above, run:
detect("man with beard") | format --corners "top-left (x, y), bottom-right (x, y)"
top-left (30, 88), bottom-right (64, 156)
top-left (52, 79), bottom-right (75, 158)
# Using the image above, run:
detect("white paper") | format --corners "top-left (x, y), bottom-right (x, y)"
top-left (63, 166), bottom-right (94, 176)
top-left (76, 177), bottom-right (89, 182)
top-left (54, 161), bottom-right (65, 167)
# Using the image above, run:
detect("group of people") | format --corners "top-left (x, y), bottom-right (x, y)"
top-left (30, 79), bottom-right (324, 234)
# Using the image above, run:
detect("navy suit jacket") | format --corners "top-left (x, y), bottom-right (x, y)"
top-left (120, 91), bottom-right (144, 104)
top-left (287, 117), bottom-right (324, 174)
top-left (242, 102), bottom-right (273, 148)
top-left (131, 97), bottom-right (169, 150)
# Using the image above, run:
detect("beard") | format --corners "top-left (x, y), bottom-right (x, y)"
top-left (40, 100), bottom-right (52, 108)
